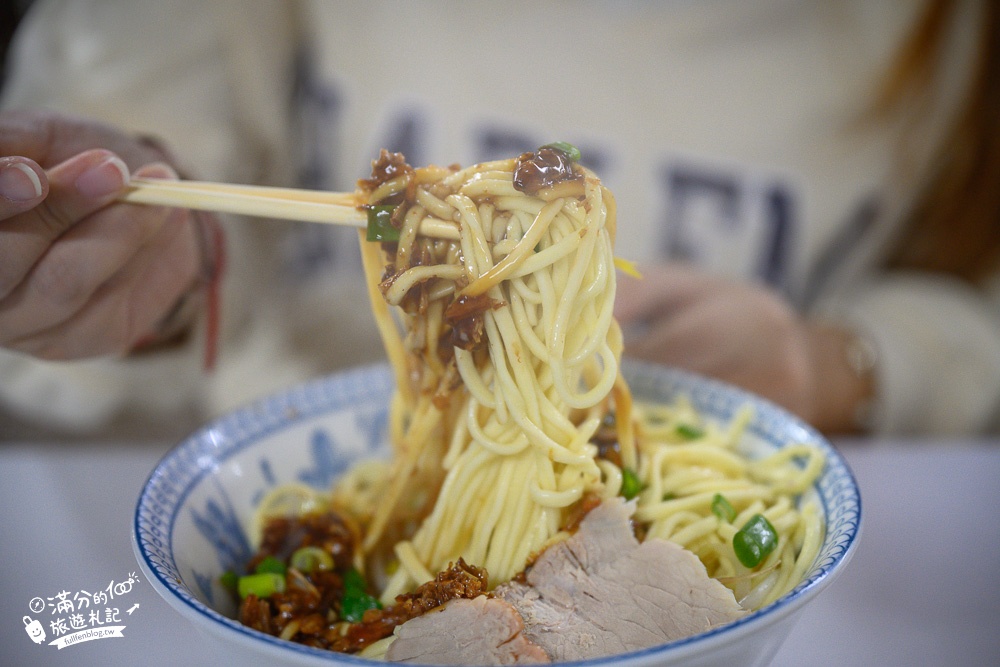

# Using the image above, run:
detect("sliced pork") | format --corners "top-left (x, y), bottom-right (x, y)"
top-left (386, 498), bottom-right (746, 664)
top-left (496, 498), bottom-right (747, 662)
top-left (385, 595), bottom-right (550, 664)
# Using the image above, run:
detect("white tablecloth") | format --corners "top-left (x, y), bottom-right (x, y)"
top-left (2, 437), bottom-right (998, 666)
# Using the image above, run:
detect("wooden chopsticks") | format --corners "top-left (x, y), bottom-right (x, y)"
top-left (119, 177), bottom-right (367, 227)
top-left (118, 177), bottom-right (460, 239)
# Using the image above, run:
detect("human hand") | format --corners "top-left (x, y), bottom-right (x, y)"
top-left (615, 263), bottom-right (872, 433)
top-left (0, 111), bottom-right (205, 360)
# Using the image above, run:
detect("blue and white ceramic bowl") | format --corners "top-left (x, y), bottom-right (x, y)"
top-left (133, 362), bottom-right (861, 667)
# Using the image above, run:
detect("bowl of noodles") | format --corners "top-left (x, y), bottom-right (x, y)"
top-left (133, 361), bottom-right (860, 667)
top-left (133, 146), bottom-right (861, 666)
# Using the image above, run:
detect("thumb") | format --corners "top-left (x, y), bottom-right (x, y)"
top-left (0, 156), bottom-right (47, 217)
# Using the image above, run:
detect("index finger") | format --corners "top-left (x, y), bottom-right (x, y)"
top-left (0, 109), bottom-right (170, 170)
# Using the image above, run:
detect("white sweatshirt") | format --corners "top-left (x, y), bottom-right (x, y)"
top-left (2, 0), bottom-right (996, 437)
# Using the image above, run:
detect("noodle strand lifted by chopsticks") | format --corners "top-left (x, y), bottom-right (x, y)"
top-left (353, 150), bottom-right (620, 600)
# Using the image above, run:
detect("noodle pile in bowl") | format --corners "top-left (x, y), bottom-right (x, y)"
top-left (239, 145), bottom-right (825, 659)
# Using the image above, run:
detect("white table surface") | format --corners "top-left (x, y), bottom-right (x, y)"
top-left (2, 436), bottom-right (998, 666)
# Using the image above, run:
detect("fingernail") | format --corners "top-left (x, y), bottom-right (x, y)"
top-left (75, 155), bottom-right (130, 198)
top-left (0, 162), bottom-right (43, 201)
top-left (136, 162), bottom-right (179, 180)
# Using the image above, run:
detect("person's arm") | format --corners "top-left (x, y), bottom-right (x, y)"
top-left (614, 263), bottom-right (876, 435)
top-left (616, 262), bottom-right (1000, 436)
top-left (799, 322), bottom-right (877, 435)
top-left (817, 272), bottom-right (1000, 436)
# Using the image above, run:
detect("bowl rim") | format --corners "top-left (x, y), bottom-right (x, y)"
top-left (133, 361), bottom-right (862, 666)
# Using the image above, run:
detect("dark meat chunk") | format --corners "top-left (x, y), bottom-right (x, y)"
top-left (238, 568), bottom-right (343, 644)
top-left (252, 511), bottom-right (355, 572)
top-left (444, 293), bottom-right (499, 350)
top-left (512, 147), bottom-right (583, 196)
top-left (495, 498), bottom-right (747, 661)
top-left (386, 596), bottom-right (550, 665)
top-left (330, 559), bottom-right (488, 653)
top-left (444, 292), bottom-right (499, 322)
top-left (560, 492), bottom-right (603, 535)
top-left (238, 512), bottom-right (357, 643)
top-left (239, 594), bottom-right (274, 635)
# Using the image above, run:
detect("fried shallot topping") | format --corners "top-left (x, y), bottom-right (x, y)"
top-left (358, 149), bottom-right (413, 192)
top-left (330, 558), bottom-right (489, 653)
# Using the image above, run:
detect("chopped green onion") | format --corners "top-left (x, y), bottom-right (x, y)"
top-left (366, 205), bottom-right (399, 242)
top-left (341, 568), bottom-right (381, 622)
top-left (219, 570), bottom-right (238, 593)
top-left (254, 555), bottom-right (286, 576)
top-left (237, 572), bottom-right (286, 599)
top-left (620, 468), bottom-right (643, 500)
top-left (711, 493), bottom-right (737, 523)
top-left (289, 546), bottom-right (334, 573)
top-left (733, 514), bottom-right (778, 568)
top-left (675, 424), bottom-right (704, 440)
top-left (540, 141), bottom-right (582, 163)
